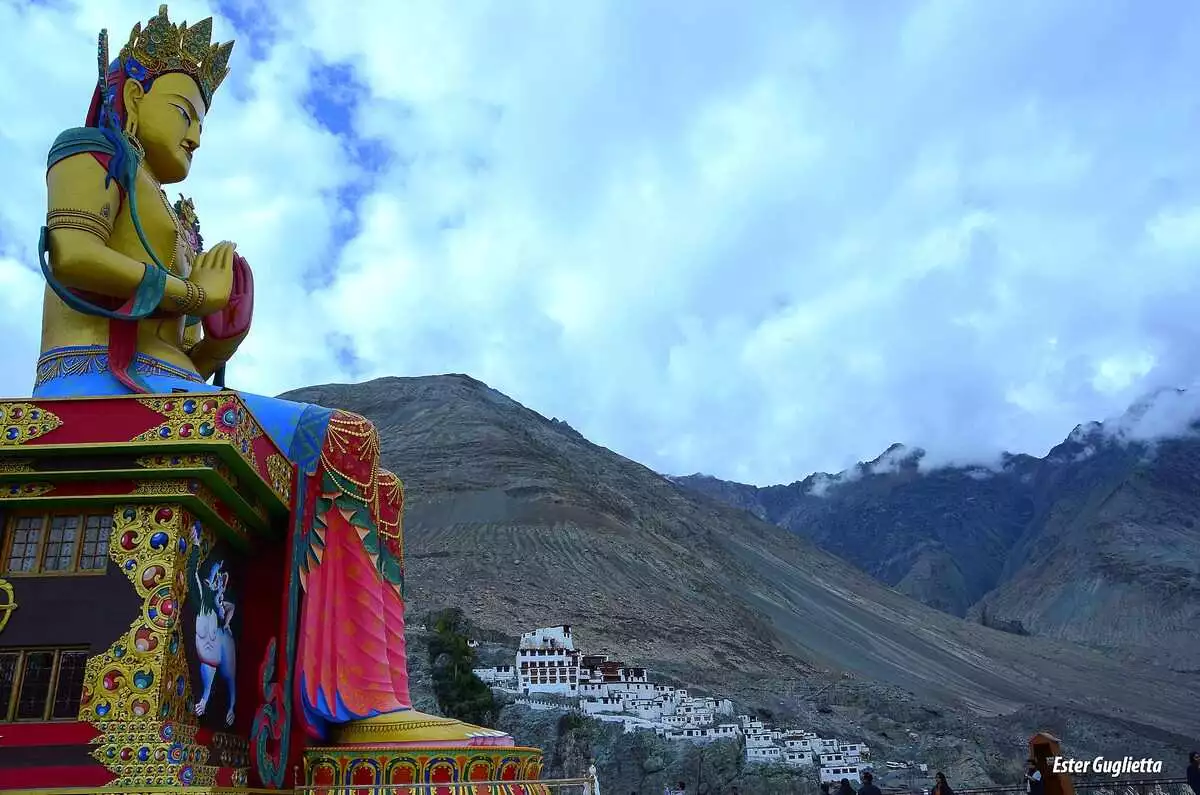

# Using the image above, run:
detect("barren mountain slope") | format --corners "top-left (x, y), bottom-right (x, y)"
top-left (970, 424), bottom-right (1200, 670)
top-left (676, 449), bottom-right (1040, 616)
top-left (678, 410), bottom-right (1200, 670)
top-left (283, 375), bottom-right (1200, 743)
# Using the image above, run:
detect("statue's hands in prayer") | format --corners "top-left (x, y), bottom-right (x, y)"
top-left (190, 240), bottom-right (237, 315)
top-left (202, 252), bottom-right (254, 341)
top-left (190, 252), bottom-right (254, 377)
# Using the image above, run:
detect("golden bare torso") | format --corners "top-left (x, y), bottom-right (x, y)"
top-left (41, 159), bottom-right (200, 374)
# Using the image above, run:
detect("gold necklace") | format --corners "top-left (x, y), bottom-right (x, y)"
top-left (139, 166), bottom-right (185, 275)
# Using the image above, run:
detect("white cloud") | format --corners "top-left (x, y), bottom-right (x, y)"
top-left (1104, 387), bottom-right (1200, 445)
top-left (3, 0), bottom-right (1200, 485)
top-left (1145, 205), bottom-right (1200, 255)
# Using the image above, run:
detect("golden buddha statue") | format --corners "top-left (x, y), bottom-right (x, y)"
top-left (35, 5), bottom-right (511, 788)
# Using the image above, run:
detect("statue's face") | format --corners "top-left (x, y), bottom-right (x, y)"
top-left (126, 72), bottom-right (207, 184)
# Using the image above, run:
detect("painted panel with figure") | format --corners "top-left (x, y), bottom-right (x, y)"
top-left (184, 522), bottom-right (240, 729)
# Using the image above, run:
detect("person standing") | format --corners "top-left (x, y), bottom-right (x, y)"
top-left (1025, 759), bottom-right (1044, 795)
top-left (932, 772), bottom-right (954, 795)
top-left (1186, 751), bottom-right (1198, 795)
top-left (587, 759), bottom-right (600, 795)
top-left (858, 771), bottom-right (882, 795)
top-left (837, 778), bottom-right (856, 795)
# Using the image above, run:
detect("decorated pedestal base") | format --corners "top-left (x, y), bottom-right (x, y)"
top-left (0, 393), bottom-right (546, 792)
top-left (305, 745), bottom-right (547, 793)
top-left (304, 711), bottom-right (547, 792)
top-left (0, 394), bottom-right (287, 790)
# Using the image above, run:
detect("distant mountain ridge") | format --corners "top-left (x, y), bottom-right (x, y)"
top-left (675, 393), bottom-right (1200, 671)
top-left (279, 375), bottom-right (1199, 753)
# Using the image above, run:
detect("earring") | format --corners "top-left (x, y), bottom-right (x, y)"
top-left (123, 118), bottom-right (145, 160)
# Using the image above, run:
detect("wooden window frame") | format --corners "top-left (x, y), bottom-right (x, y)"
top-left (0, 510), bottom-right (111, 577)
top-left (0, 647), bottom-right (90, 723)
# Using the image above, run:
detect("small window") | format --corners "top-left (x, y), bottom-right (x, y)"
top-left (0, 654), bottom-right (18, 719)
top-left (42, 516), bottom-right (80, 572)
top-left (5, 516), bottom-right (41, 573)
top-left (15, 651), bottom-right (56, 719)
top-left (51, 651), bottom-right (88, 719)
top-left (0, 649), bottom-right (89, 722)
top-left (78, 515), bottom-right (111, 571)
top-left (2, 513), bottom-right (111, 576)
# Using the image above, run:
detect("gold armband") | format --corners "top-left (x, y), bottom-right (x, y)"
top-left (46, 208), bottom-right (113, 241)
top-left (170, 279), bottom-right (207, 315)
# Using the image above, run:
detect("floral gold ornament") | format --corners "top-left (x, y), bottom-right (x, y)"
top-left (130, 477), bottom-right (255, 543)
top-left (82, 503), bottom-right (219, 787)
top-left (135, 453), bottom-right (245, 500)
top-left (174, 195), bottom-right (203, 252)
top-left (265, 453), bottom-right (294, 503)
top-left (0, 481), bottom-right (55, 499)
top-left (136, 452), bottom-right (224, 474)
top-left (0, 578), bottom-right (17, 634)
top-left (133, 395), bottom-right (272, 497)
top-left (0, 402), bottom-right (62, 445)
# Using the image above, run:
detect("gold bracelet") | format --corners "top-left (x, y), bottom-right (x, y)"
top-left (46, 208), bottom-right (113, 241)
top-left (170, 279), bottom-right (206, 315)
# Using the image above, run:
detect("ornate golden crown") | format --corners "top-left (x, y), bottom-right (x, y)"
top-left (118, 4), bottom-right (234, 108)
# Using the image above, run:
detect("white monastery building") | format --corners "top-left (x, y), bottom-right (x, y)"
top-left (474, 624), bottom-right (869, 777)
top-left (515, 625), bottom-right (582, 696)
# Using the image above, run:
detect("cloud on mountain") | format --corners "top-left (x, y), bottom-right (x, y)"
top-left (2, 0), bottom-right (1200, 485)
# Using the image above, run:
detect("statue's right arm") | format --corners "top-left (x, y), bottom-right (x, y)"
top-left (45, 153), bottom-right (194, 311)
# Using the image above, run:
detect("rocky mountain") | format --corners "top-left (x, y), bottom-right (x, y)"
top-left (675, 396), bottom-right (1200, 673)
top-left (677, 447), bottom-right (1039, 616)
top-left (283, 375), bottom-right (1200, 758)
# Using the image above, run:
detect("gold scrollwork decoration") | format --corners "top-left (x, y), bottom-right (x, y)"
top-left (82, 504), bottom-right (225, 786)
top-left (265, 453), bottom-right (294, 503)
top-left (136, 452), bottom-right (222, 473)
top-left (0, 481), bottom-right (55, 499)
top-left (0, 402), bottom-right (63, 446)
top-left (132, 479), bottom-right (199, 498)
top-left (0, 578), bottom-right (17, 633)
top-left (130, 478), bottom-right (252, 541)
top-left (133, 394), bottom-right (285, 505)
top-left (0, 458), bottom-right (34, 474)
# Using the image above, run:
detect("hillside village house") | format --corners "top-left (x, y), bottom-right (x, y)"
top-left (474, 626), bottom-right (870, 779)
top-left (473, 664), bottom-right (516, 686)
top-left (740, 714), bottom-right (869, 776)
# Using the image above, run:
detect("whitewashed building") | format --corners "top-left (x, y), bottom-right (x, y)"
top-left (472, 665), bottom-right (517, 686)
top-left (500, 626), bottom-right (749, 749)
top-left (820, 763), bottom-right (863, 784)
top-left (783, 750), bottom-right (813, 768)
top-left (517, 625), bottom-right (582, 696)
top-left (747, 745), bottom-right (782, 763)
top-left (580, 696), bottom-right (624, 716)
top-left (819, 751), bottom-right (852, 767)
top-left (740, 714), bottom-right (869, 777)
top-left (839, 743), bottom-right (867, 762)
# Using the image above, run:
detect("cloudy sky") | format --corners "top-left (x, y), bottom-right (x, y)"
top-left (2, 0), bottom-right (1199, 485)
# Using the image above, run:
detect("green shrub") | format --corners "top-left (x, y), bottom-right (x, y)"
top-left (427, 608), bottom-right (498, 727)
